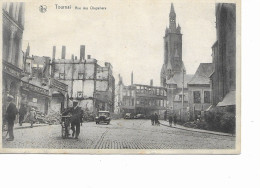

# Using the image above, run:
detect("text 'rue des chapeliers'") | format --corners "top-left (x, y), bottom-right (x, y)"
top-left (55, 4), bottom-right (107, 10)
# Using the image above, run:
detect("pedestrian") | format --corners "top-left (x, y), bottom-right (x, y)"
top-left (70, 100), bottom-right (82, 139)
top-left (80, 108), bottom-right (84, 126)
top-left (29, 107), bottom-right (37, 128)
top-left (173, 114), bottom-right (177, 126)
top-left (19, 103), bottom-right (27, 126)
top-left (5, 95), bottom-right (18, 141)
top-left (168, 115), bottom-right (173, 127)
top-left (154, 113), bottom-right (160, 126)
top-left (150, 113), bottom-right (155, 125)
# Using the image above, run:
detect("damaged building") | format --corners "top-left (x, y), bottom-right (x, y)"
top-left (22, 44), bottom-right (68, 114)
top-left (115, 74), bottom-right (167, 118)
top-left (50, 45), bottom-right (115, 115)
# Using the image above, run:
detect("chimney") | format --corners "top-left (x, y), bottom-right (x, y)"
top-left (80, 45), bottom-right (85, 60)
top-left (150, 79), bottom-right (153, 86)
top-left (61, 46), bottom-right (66, 59)
top-left (71, 54), bottom-right (74, 60)
top-left (52, 46), bottom-right (56, 59)
top-left (26, 43), bottom-right (30, 57)
top-left (131, 71), bottom-right (133, 85)
top-left (87, 55), bottom-right (91, 59)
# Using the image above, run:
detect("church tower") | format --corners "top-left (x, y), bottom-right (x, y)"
top-left (161, 3), bottom-right (185, 87)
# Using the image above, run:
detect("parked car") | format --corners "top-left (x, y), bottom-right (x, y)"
top-left (134, 114), bottom-right (146, 119)
top-left (124, 113), bottom-right (134, 119)
top-left (95, 111), bottom-right (111, 124)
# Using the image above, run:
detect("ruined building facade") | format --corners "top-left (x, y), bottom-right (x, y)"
top-left (50, 45), bottom-right (115, 114)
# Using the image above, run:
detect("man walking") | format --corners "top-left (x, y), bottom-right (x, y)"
top-left (29, 107), bottom-right (37, 128)
top-left (70, 101), bottom-right (82, 139)
top-left (154, 113), bottom-right (160, 126)
top-left (19, 103), bottom-right (27, 126)
top-left (5, 95), bottom-right (18, 141)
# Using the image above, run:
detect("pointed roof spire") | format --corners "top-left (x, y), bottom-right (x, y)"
top-left (169, 3), bottom-right (176, 18)
top-left (171, 3), bottom-right (175, 13)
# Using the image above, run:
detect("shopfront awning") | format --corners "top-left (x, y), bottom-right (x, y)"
top-left (217, 91), bottom-right (236, 107)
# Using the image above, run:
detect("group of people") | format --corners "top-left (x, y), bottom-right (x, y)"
top-left (150, 113), bottom-right (160, 126)
top-left (149, 112), bottom-right (177, 127)
top-left (4, 95), bottom-right (39, 141)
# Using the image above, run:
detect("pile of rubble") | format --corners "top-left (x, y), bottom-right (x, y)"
top-left (45, 110), bottom-right (62, 125)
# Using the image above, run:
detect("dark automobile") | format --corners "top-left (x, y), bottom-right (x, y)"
top-left (134, 114), bottom-right (146, 119)
top-left (95, 111), bottom-right (111, 124)
top-left (124, 113), bottom-right (134, 119)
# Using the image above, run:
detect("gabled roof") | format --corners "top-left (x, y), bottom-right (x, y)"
top-left (188, 63), bottom-right (214, 85)
top-left (166, 73), bottom-right (193, 88)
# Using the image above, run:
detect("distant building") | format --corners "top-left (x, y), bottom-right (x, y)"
top-left (211, 3), bottom-right (236, 107)
top-left (116, 75), bottom-right (167, 118)
top-left (2, 2), bottom-right (25, 118)
top-left (160, 3), bottom-right (193, 118)
top-left (50, 45), bottom-right (115, 114)
top-left (188, 63), bottom-right (214, 120)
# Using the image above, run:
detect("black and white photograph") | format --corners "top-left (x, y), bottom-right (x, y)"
top-left (1, 0), bottom-right (240, 154)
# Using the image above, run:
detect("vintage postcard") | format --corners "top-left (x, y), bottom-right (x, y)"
top-left (0, 0), bottom-right (241, 154)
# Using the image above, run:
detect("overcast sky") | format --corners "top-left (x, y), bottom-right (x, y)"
top-left (22, 0), bottom-right (216, 86)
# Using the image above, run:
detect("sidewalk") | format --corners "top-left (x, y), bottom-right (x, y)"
top-left (160, 120), bottom-right (234, 137)
top-left (2, 123), bottom-right (52, 132)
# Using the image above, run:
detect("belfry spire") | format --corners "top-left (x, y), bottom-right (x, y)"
top-left (169, 3), bottom-right (176, 31)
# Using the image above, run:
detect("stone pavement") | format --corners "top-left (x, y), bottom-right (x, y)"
top-left (2, 119), bottom-right (236, 150)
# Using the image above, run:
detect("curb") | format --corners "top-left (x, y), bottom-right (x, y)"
top-left (160, 122), bottom-right (234, 137)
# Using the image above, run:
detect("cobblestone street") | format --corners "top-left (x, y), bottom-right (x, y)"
top-left (2, 119), bottom-right (235, 149)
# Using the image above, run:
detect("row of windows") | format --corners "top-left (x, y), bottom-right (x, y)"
top-left (59, 73), bottom-right (97, 80)
top-left (135, 86), bottom-right (166, 96)
top-left (136, 99), bottom-right (167, 107)
top-left (193, 91), bottom-right (211, 104)
top-left (122, 98), bottom-right (167, 108)
top-left (136, 87), bottom-right (166, 96)
top-left (123, 90), bottom-right (135, 97)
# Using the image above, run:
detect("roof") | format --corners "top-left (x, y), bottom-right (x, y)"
top-left (217, 91), bottom-right (236, 106)
top-left (166, 73), bottom-right (193, 88)
top-left (188, 63), bottom-right (214, 85)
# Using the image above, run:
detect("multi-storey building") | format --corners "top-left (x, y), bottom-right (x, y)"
top-left (188, 63), bottom-right (214, 120)
top-left (22, 44), bottom-right (68, 114)
top-left (50, 45), bottom-right (115, 114)
top-left (116, 75), bottom-right (167, 118)
top-left (2, 2), bottom-right (25, 118)
top-left (211, 3), bottom-right (236, 107)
